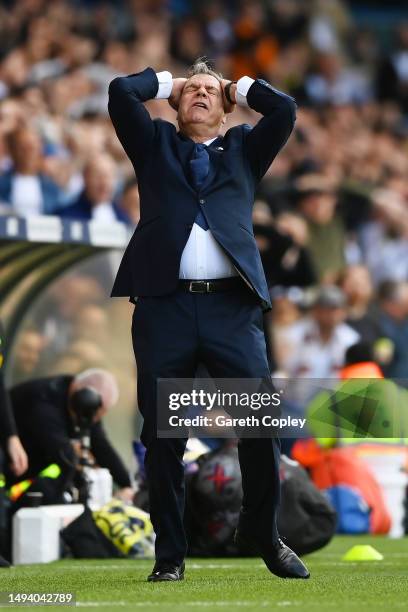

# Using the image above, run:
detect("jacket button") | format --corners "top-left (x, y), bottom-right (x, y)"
top-left (199, 199), bottom-right (205, 205)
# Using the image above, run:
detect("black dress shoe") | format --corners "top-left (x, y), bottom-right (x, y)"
top-left (147, 562), bottom-right (185, 582)
top-left (235, 531), bottom-right (310, 579)
top-left (0, 555), bottom-right (10, 568)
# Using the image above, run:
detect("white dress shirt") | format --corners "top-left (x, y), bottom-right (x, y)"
top-left (11, 174), bottom-right (43, 217)
top-left (155, 71), bottom-right (255, 280)
top-left (282, 317), bottom-right (360, 379)
top-left (92, 202), bottom-right (117, 223)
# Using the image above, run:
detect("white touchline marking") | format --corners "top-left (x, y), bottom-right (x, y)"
top-left (47, 563), bottom-right (265, 571)
top-left (188, 563), bottom-right (265, 569)
top-left (77, 603), bottom-right (274, 608)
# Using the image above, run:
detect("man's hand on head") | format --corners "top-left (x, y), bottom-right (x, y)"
top-left (221, 79), bottom-right (237, 114)
top-left (169, 78), bottom-right (187, 111)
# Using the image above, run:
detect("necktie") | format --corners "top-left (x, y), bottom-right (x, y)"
top-left (190, 143), bottom-right (209, 230)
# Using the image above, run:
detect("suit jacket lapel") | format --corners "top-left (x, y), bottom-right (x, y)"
top-left (175, 132), bottom-right (196, 194)
top-left (201, 136), bottom-right (224, 193)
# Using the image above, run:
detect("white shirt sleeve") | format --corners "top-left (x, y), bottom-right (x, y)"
top-left (154, 71), bottom-right (173, 99)
top-left (236, 76), bottom-right (255, 107)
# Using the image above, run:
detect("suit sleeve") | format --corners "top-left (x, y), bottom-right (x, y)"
top-left (108, 67), bottom-right (161, 174)
top-left (90, 421), bottom-right (131, 488)
top-left (243, 79), bottom-right (297, 182)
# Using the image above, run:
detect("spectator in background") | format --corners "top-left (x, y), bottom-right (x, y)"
top-left (71, 304), bottom-right (109, 349)
top-left (0, 126), bottom-right (62, 216)
top-left (359, 188), bottom-right (408, 286)
top-left (274, 211), bottom-right (316, 287)
top-left (377, 280), bottom-right (408, 380)
top-left (10, 327), bottom-right (45, 385)
top-left (62, 340), bottom-right (107, 371)
top-left (269, 288), bottom-right (303, 373)
top-left (280, 285), bottom-right (359, 378)
top-left (339, 265), bottom-right (382, 344)
top-left (377, 22), bottom-right (408, 112)
top-left (58, 154), bottom-right (131, 224)
top-left (117, 178), bottom-right (140, 227)
top-left (295, 174), bottom-right (345, 282)
top-left (304, 51), bottom-right (372, 106)
top-left (33, 275), bottom-right (106, 354)
top-left (252, 200), bottom-right (316, 289)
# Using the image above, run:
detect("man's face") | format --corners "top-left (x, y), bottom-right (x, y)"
top-left (11, 130), bottom-right (42, 170)
top-left (299, 192), bottom-right (336, 225)
top-left (177, 74), bottom-right (225, 132)
top-left (84, 157), bottom-right (115, 205)
top-left (15, 331), bottom-right (43, 374)
top-left (313, 305), bottom-right (345, 331)
top-left (342, 266), bottom-right (373, 304)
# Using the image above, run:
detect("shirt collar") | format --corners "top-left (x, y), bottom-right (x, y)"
top-left (178, 132), bottom-right (221, 148)
top-left (204, 137), bottom-right (218, 146)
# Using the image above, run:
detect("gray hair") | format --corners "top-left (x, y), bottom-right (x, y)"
top-left (71, 368), bottom-right (119, 410)
top-left (187, 58), bottom-right (223, 83)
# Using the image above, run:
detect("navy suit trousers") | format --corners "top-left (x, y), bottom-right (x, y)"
top-left (131, 284), bottom-right (281, 565)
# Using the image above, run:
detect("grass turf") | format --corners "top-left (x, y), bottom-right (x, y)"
top-left (0, 536), bottom-right (407, 611)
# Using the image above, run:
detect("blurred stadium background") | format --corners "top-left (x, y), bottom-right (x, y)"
top-left (0, 0), bottom-right (408, 568)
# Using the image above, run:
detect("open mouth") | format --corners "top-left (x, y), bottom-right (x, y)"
top-left (192, 102), bottom-right (208, 110)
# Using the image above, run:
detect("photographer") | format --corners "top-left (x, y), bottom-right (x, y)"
top-left (7, 369), bottom-right (134, 506)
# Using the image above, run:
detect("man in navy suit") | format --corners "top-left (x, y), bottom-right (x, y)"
top-left (108, 60), bottom-right (310, 581)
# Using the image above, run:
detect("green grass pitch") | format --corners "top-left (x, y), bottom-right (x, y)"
top-left (1, 536), bottom-right (407, 611)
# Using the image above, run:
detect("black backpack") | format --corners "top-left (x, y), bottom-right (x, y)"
top-left (185, 448), bottom-right (337, 557)
top-left (278, 455), bottom-right (337, 556)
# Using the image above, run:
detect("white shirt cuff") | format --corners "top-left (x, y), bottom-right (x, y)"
top-left (236, 76), bottom-right (255, 107)
top-left (155, 71), bottom-right (173, 99)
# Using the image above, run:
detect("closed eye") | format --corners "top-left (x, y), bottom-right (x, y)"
top-left (185, 84), bottom-right (220, 95)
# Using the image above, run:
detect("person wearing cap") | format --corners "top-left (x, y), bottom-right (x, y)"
top-left (283, 285), bottom-right (360, 379)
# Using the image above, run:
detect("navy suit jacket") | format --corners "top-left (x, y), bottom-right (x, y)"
top-left (108, 67), bottom-right (296, 310)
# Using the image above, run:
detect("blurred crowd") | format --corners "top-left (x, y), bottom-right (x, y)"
top-left (0, 0), bottom-right (408, 384)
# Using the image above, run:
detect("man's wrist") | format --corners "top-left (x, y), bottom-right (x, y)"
top-left (236, 76), bottom-right (255, 107)
top-left (155, 71), bottom-right (173, 99)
